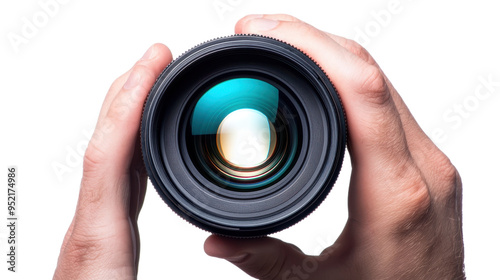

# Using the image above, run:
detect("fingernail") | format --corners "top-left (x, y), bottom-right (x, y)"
top-left (250, 18), bottom-right (279, 31)
top-left (141, 45), bottom-right (155, 60)
top-left (225, 253), bottom-right (249, 264)
top-left (123, 70), bottom-right (141, 90)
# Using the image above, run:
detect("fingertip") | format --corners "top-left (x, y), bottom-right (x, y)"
top-left (123, 43), bottom-right (172, 91)
top-left (203, 234), bottom-right (220, 257)
top-left (152, 43), bottom-right (173, 61)
top-left (235, 14), bottom-right (263, 34)
top-left (204, 235), bottom-right (237, 258)
top-left (204, 236), bottom-right (307, 279)
top-left (142, 43), bottom-right (173, 65)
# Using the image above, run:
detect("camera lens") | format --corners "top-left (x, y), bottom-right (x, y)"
top-left (141, 35), bottom-right (346, 237)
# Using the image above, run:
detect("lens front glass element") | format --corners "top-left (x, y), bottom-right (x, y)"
top-left (187, 77), bottom-right (300, 191)
top-left (217, 108), bottom-right (277, 168)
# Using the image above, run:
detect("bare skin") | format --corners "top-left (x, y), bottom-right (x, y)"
top-left (54, 14), bottom-right (464, 280)
top-left (53, 44), bottom-right (173, 279)
top-left (204, 14), bottom-right (465, 280)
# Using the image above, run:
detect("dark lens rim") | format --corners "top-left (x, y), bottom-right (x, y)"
top-left (141, 35), bottom-right (346, 237)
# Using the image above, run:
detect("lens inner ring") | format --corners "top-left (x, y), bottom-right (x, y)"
top-left (183, 73), bottom-right (304, 192)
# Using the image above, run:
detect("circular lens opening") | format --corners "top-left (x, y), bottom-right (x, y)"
top-left (187, 77), bottom-right (300, 191)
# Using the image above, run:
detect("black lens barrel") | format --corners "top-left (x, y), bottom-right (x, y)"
top-left (141, 35), bottom-right (346, 237)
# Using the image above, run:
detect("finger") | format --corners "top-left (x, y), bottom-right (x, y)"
top-left (235, 14), bottom-right (300, 33)
top-left (96, 70), bottom-right (131, 125)
top-left (95, 47), bottom-right (160, 126)
top-left (57, 217), bottom-right (75, 257)
top-left (324, 32), bottom-right (435, 151)
top-left (129, 136), bottom-right (148, 221)
top-left (237, 14), bottom-right (410, 163)
top-left (322, 32), bottom-right (426, 147)
top-left (128, 169), bottom-right (145, 274)
top-left (129, 133), bottom-right (149, 273)
top-left (205, 235), bottom-right (314, 280)
top-left (237, 15), bottom-right (422, 195)
top-left (96, 44), bottom-right (171, 129)
top-left (325, 30), bottom-right (441, 166)
top-left (324, 32), bottom-right (379, 66)
top-left (79, 43), bottom-right (172, 219)
top-left (323, 31), bottom-right (453, 195)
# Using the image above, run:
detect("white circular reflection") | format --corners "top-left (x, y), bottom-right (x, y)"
top-left (217, 109), bottom-right (275, 168)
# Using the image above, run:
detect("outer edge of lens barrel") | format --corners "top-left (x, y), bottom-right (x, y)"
top-left (140, 34), bottom-right (347, 238)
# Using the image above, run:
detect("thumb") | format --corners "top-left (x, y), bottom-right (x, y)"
top-left (204, 235), bottom-right (308, 280)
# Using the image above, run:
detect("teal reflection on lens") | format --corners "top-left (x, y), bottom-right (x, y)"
top-left (191, 78), bottom-right (279, 136)
top-left (189, 77), bottom-right (298, 191)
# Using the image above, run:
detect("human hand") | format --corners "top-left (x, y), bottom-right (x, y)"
top-left (53, 44), bottom-right (172, 279)
top-left (204, 14), bottom-right (465, 280)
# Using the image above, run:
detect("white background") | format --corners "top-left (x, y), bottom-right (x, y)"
top-left (1, 0), bottom-right (499, 279)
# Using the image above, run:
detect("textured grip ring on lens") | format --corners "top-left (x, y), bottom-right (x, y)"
top-left (141, 35), bottom-right (346, 237)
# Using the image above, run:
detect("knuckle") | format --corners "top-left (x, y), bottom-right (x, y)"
top-left (401, 172), bottom-right (432, 213)
top-left (430, 152), bottom-right (461, 201)
top-left (63, 230), bottom-right (107, 265)
top-left (80, 143), bottom-right (107, 206)
top-left (357, 65), bottom-right (390, 105)
top-left (108, 56), bottom-right (155, 95)
top-left (256, 254), bottom-right (287, 280)
top-left (343, 38), bottom-right (373, 63)
top-left (78, 180), bottom-right (105, 208)
top-left (259, 257), bottom-right (287, 280)
top-left (272, 14), bottom-right (301, 22)
top-left (293, 21), bottom-right (326, 41)
top-left (109, 72), bottom-right (129, 92)
top-left (131, 62), bottom-right (155, 84)
top-left (239, 246), bottom-right (290, 280)
top-left (433, 153), bottom-right (459, 186)
top-left (106, 64), bottom-right (153, 122)
top-left (390, 168), bottom-right (433, 233)
top-left (82, 140), bottom-right (106, 175)
top-left (106, 99), bottom-right (131, 122)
